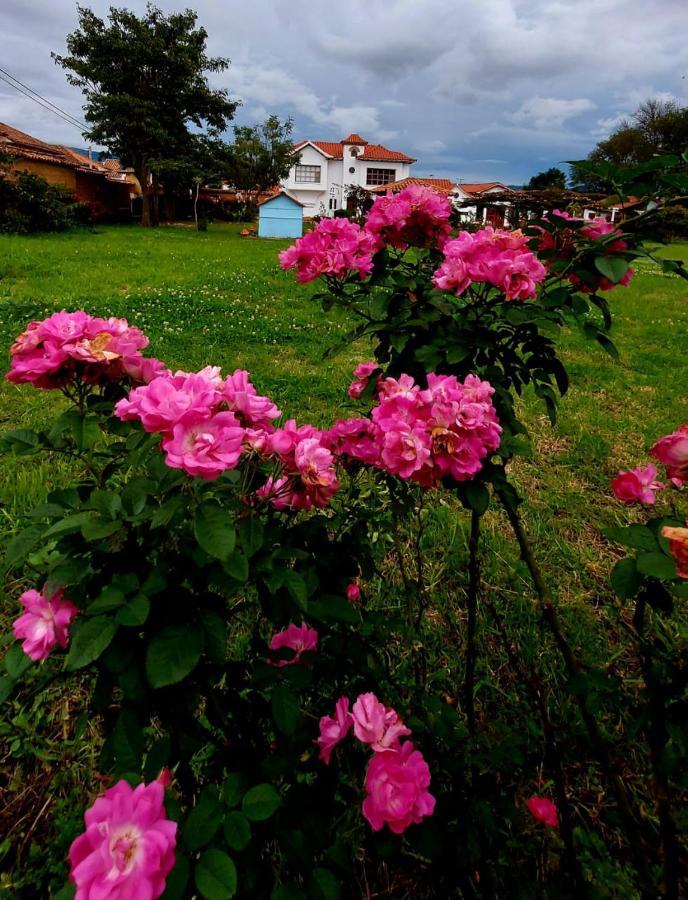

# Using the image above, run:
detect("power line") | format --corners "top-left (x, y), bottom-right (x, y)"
top-left (0, 65), bottom-right (88, 133)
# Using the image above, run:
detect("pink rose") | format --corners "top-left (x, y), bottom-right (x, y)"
top-left (161, 411), bottom-right (244, 480)
top-left (279, 218), bottom-right (377, 283)
top-left (362, 741), bottom-right (436, 834)
top-left (13, 586), bottom-right (77, 661)
top-left (269, 622), bottom-right (319, 666)
top-left (365, 185), bottom-right (452, 251)
top-left (526, 796), bottom-right (559, 828)
top-left (611, 464), bottom-right (664, 505)
top-left (351, 692), bottom-right (411, 752)
top-left (69, 779), bottom-right (177, 900)
top-left (651, 425), bottom-right (688, 483)
top-left (346, 583), bottom-right (361, 603)
top-left (316, 697), bottom-right (353, 764)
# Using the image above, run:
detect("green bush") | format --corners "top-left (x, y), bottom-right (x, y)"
top-left (0, 169), bottom-right (84, 234)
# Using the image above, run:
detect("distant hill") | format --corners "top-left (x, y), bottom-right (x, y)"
top-left (67, 146), bottom-right (110, 162)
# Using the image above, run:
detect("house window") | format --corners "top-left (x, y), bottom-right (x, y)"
top-left (329, 198), bottom-right (338, 211)
top-left (295, 164), bottom-right (321, 183)
top-left (366, 168), bottom-right (396, 186)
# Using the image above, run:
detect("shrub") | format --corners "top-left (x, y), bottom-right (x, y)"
top-left (0, 168), bottom-right (83, 233)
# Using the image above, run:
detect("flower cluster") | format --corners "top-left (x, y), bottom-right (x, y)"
top-left (115, 366), bottom-right (281, 482)
top-left (259, 421), bottom-right (340, 510)
top-left (365, 184), bottom-right (452, 250)
top-left (316, 691), bottom-right (435, 834)
top-left (12, 585), bottom-right (77, 661)
top-left (268, 622), bottom-right (318, 666)
top-left (278, 217), bottom-right (378, 284)
top-left (537, 210), bottom-right (634, 293)
top-left (610, 424), bottom-right (688, 578)
top-left (433, 227), bottom-right (547, 300)
top-left (326, 371), bottom-right (502, 487)
top-left (6, 309), bottom-right (163, 390)
top-left (69, 778), bottom-right (177, 900)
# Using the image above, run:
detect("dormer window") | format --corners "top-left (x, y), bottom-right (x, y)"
top-left (350, 147), bottom-right (359, 157)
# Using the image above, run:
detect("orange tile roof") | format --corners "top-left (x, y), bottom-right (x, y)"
top-left (102, 158), bottom-right (122, 171)
top-left (293, 136), bottom-right (415, 163)
top-left (0, 122), bottom-right (114, 176)
top-left (457, 182), bottom-right (510, 195)
top-left (341, 133), bottom-right (368, 145)
top-left (371, 177), bottom-right (457, 195)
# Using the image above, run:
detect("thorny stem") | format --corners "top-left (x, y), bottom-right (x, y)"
top-left (484, 594), bottom-right (583, 889)
top-left (465, 509), bottom-right (481, 736)
top-left (633, 596), bottom-right (682, 899)
top-left (495, 486), bottom-right (657, 896)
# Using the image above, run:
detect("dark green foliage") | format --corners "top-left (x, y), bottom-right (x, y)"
top-left (227, 115), bottom-right (297, 203)
top-left (525, 167), bottom-right (567, 190)
top-left (53, 4), bottom-right (237, 226)
top-left (0, 168), bottom-right (82, 233)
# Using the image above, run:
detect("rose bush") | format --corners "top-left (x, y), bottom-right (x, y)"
top-left (3, 153), bottom-right (688, 897)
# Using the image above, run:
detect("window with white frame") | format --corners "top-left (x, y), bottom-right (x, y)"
top-left (328, 198), bottom-right (338, 210)
top-left (295, 164), bottom-right (321, 183)
top-left (366, 168), bottom-right (396, 186)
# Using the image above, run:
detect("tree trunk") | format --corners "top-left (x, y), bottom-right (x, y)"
top-left (135, 159), bottom-right (153, 228)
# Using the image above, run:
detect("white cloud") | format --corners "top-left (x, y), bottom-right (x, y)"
top-left (510, 97), bottom-right (596, 131)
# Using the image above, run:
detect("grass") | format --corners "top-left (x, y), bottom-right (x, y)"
top-left (0, 222), bottom-right (686, 894)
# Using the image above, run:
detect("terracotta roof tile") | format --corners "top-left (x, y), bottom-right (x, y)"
top-left (371, 177), bottom-right (457, 195)
top-left (293, 138), bottom-right (415, 163)
top-left (340, 133), bottom-right (368, 145)
top-left (457, 182), bottom-right (510, 195)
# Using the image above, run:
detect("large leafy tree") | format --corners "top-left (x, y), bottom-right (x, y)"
top-left (571, 98), bottom-right (688, 192)
top-left (525, 167), bottom-right (566, 190)
top-left (227, 115), bottom-right (297, 203)
top-left (53, 4), bottom-right (237, 226)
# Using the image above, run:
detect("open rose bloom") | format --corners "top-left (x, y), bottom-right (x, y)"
top-left (69, 779), bottom-right (177, 900)
top-left (13, 586), bottom-right (77, 661)
top-left (651, 425), bottom-right (688, 485)
top-left (269, 622), bottom-right (319, 666)
top-left (316, 697), bottom-right (354, 764)
top-left (362, 742), bottom-right (436, 834)
top-left (661, 525), bottom-right (688, 578)
top-left (611, 464), bottom-right (664, 505)
top-left (6, 309), bottom-right (161, 390)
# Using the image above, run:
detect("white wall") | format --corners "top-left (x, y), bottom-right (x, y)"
top-left (282, 142), bottom-right (413, 217)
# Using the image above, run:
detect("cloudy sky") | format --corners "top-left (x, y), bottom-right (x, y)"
top-left (2, 0), bottom-right (686, 184)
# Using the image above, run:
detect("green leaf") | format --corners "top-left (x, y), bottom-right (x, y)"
top-left (311, 868), bottom-right (342, 900)
top-left (200, 610), bottom-right (227, 664)
top-left (194, 504), bottom-right (236, 560)
top-left (610, 557), bottom-right (642, 600)
top-left (86, 489), bottom-right (122, 519)
top-left (603, 524), bottom-right (657, 551)
top-left (239, 515), bottom-right (264, 557)
top-left (282, 570), bottom-right (308, 607)
top-left (112, 709), bottom-right (144, 772)
top-left (88, 587), bottom-right (126, 614)
top-left (223, 811), bottom-right (251, 851)
top-left (43, 513), bottom-right (93, 540)
top-left (81, 517), bottom-right (122, 541)
top-left (0, 675), bottom-right (16, 704)
top-left (151, 496), bottom-right (185, 528)
top-left (224, 551), bottom-right (249, 582)
top-left (636, 552), bottom-right (677, 581)
top-left (5, 643), bottom-right (32, 679)
top-left (242, 784), bottom-right (281, 822)
top-left (0, 428), bottom-right (40, 454)
top-left (271, 886), bottom-right (307, 900)
top-left (593, 255), bottom-right (630, 284)
top-left (116, 594), bottom-right (150, 627)
top-left (161, 854), bottom-right (189, 900)
top-left (68, 411), bottom-right (101, 451)
top-left (221, 772), bottom-right (247, 808)
top-left (146, 623), bottom-right (203, 688)
top-left (184, 796), bottom-right (223, 852)
top-left (307, 595), bottom-right (358, 625)
top-left (195, 849), bottom-right (237, 900)
top-left (66, 617), bottom-right (117, 670)
top-left (52, 885), bottom-right (76, 900)
top-left (271, 685), bottom-right (300, 737)
top-left (463, 482), bottom-right (490, 516)
top-left (4, 524), bottom-right (45, 566)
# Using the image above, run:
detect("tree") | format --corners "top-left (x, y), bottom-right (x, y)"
top-left (226, 116), bottom-right (297, 203)
top-left (525, 167), bottom-right (566, 191)
top-left (53, 4), bottom-right (237, 226)
top-left (570, 98), bottom-right (688, 191)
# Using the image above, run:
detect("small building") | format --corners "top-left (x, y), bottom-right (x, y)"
top-left (283, 133), bottom-right (416, 217)
top-left (257, 190), bottom-right (304, 238)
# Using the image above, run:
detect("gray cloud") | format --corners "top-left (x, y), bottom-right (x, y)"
top-left (0, 0), bottom-right (684, 183)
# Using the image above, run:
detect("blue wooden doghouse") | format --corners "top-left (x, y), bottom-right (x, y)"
top-left (257, 190), bottom-right (304, 238)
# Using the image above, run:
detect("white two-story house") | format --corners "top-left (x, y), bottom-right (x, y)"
top-left (282, 133), bottom-right (416, 216)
